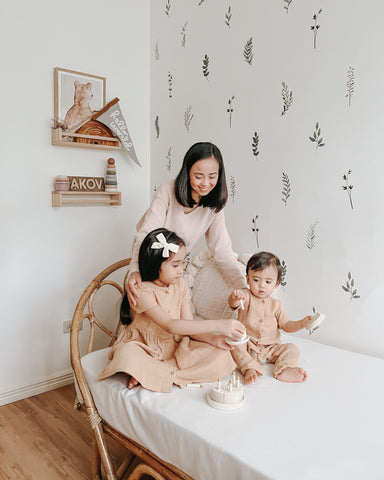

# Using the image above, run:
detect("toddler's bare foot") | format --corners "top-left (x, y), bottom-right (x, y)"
top-left (127, 376), bottom-right (139, 389)
top-left (244, 369), bottom-right (258, 384)
top-left (276, 367), bottom-right (308, 383)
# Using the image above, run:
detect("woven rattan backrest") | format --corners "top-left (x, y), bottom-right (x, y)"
top-left (70, 258), bottom-right (130, 403)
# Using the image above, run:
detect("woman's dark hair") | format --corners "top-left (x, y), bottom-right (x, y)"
top-left (120, 228), bottom-right (185, 325)
top-left (174, 142), bottom-right (228, 212)
top-left (246, 251), bottom-right (283, 284)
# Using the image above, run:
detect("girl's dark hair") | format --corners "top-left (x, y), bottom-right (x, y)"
top-left (246, 251), bottom-right (283, 284)
top-left (174, 142), bottom-right (228, 213)
top-left (120, 228), bottom-right (185, 325)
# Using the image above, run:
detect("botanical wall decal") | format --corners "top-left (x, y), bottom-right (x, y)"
top-left (227, 96), bottom-right (235, 127)
top-left (281, 82), bottom-right (293, 116)
top-left (225, 6), bottom-right (232, 28)
top-left (229, 176), bottom-right (236, 203)
top-left (281, 172), bottom-right (291, 206)
top-left (251, 214), bottom-right (261, 248)
top-left (310, 9), bottom-right (322, 49)
top-left (202, 54), bottom-right (210, 79)
top-left (280, 260), bottom-right (287, 287)
top-left (342, 272), bottom-right (360, 304)
top-left (154, 40), bottom-right (159, 60)
top-left (165, 0), bottom-right (171, 17)
top-left (252, 131), bottom-right (260, 159)
top-left (283, 0), bottom-right (293, 14)
top-left (150, 2), bottom-right (384, 357)
top-left (155, 115), bottom-right (160, 138)
top-left (184, 105), bottom-right (194, 132)
top-left (181, 22), bottom-right (188, 48)
top-left (309, 122), bottom-right (325, 152)
top-left (168, 72), bottom-right (173, 98)
top-left (243, 37), bottom-right (254, 65)
top-left (166, 147), bottom-right (172, 173)
top-left (346, 67), bottom-right (355, 107)
top-left (306, 221), bottom-right (318, 250)
top-left (342, 169), bottom-right (354, 209)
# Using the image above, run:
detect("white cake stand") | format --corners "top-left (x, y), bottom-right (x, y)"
top-left (206, 393), bottom-right (245, 411)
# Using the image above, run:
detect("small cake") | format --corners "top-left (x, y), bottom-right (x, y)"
top-left (207, 372), bottom-right (245, 410)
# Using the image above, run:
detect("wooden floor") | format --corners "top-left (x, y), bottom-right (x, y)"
top-left (0, 383), bottom-right (142, 480)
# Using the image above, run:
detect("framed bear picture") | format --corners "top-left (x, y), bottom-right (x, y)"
top-left (54, 68), bottom-right (106, 131)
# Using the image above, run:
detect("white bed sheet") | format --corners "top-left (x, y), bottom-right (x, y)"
top-left (80, 335), bottom-right (384, 480)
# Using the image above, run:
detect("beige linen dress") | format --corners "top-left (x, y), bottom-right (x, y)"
top-left (99, 278), bottom-right (236, 392)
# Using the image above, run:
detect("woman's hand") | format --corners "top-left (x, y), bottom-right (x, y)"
top-left (219, 319), bottom-right (246, 339)
top-left (125, 271), bottom-right (142, 306)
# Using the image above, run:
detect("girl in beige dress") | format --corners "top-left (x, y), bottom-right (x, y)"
top-left (99, 228), bottom-right (245, 392)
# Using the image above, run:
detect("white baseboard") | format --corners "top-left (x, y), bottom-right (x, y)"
top-left (0, 370), bottom-right (74, 406)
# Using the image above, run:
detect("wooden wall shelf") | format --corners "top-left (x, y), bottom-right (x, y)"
top-left (52, 191), bottom-right (121, 207)
top-left (51, 127), bottom-right (122, 151)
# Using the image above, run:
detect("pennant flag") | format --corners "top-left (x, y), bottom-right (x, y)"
top-left (94, 98), bottom-right (141, 166)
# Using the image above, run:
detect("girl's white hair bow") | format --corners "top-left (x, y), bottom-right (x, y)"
top-left (151, 233), bottom-right (179, 258)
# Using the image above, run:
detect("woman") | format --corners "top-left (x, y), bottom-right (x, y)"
top-left (126, 141), bottom-right (246, 305)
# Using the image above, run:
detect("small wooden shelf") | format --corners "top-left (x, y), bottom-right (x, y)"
top-left (51, 127), bottom-right (122, 151)
top-left (52, 191), bottom-right (121, 207)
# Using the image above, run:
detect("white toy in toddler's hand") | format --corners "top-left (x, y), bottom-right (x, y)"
top-left (306, 313), bottom-right (325, 335)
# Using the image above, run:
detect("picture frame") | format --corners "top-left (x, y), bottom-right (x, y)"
top-left (54, 67), bottom-right (106, 125)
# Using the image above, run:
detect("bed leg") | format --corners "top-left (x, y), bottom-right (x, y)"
top-left (92, 425), bottom-right (117, 480)
top-left (92, 440), bottom-right (103, 480)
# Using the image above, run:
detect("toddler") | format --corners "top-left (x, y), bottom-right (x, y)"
top-left (228, 251), bottom-right (312, 384)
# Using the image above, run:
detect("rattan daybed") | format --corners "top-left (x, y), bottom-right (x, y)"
top-left (70, 256), bottom-right (384, 480)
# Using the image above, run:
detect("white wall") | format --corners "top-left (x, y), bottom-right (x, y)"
top-left (150, 0), bottom-right (384, 358)
top-left (0, 0), bottom-right (150, 403)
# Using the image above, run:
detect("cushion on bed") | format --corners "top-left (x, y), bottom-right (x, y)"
top-left (189, 254), bottom-right (248, 320)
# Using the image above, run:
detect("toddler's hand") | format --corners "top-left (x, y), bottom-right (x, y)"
top-left (229, 289), bottom-right (247, 309)
top-left (302, 315), bottom-right (313, 329)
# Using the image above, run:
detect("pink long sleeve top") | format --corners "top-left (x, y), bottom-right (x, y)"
top-left (128, 180), bottom-right (246, 289)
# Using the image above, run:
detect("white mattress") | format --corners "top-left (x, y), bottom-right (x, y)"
top-left (80, 335), bottom-right (384, 480)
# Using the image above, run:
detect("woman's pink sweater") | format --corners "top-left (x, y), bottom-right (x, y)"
top-left (128, 181), bottom-right (245, 289)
